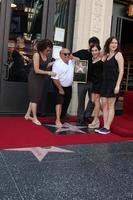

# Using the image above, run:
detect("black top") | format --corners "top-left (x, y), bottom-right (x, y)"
top-left (90, 60), bottom-right (103, 83)
top-left (28, 53), bottom-right (54, 103)
top-left (31, 53), bottom-right (55, 72)
top-left (72, 49), bottom-right (92, 81)
top-left (103, 55), bottom-right (119, 81)
top-left (89, 60), bottom-right (103, 93)
top-left (100, 54), bottom-right (119, 97)
top-left (12, 50), bottom-right (25, 69)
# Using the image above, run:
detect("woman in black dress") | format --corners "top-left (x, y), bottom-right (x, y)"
top-left (88, 44), bottom-right (103, 129)
top-left (24, 39), bottom-right (56, 125)
top-left (95, 36), bottom-right (124, 134)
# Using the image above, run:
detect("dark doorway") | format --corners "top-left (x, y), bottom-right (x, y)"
top-left (121, 18), bottom-right (133, 92)
top-left (121, 18), bottom-right (133, 49)
top-left (112, 16), bottom-right (133, 93)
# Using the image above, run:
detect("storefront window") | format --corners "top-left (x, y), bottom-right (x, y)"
top-left (6, 0), bottom-right (44, 82)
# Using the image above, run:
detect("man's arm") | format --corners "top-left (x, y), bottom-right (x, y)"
top-left (70, 54), bottom-right (80, 64)
top-left (53, 79), bottom-right (65, 95)
top-left (72, 49), bottom-right (92, 62)
top-left (72, 49), bottom-right (83, 58)
top-left (52, 61), bottom-right (65, 95)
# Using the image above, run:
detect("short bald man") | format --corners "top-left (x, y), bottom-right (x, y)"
top-left (52, 48), bottom-right (74, 128)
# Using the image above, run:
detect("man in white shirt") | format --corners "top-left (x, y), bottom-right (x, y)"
top-left (52, 48), bottom-right (74, 128)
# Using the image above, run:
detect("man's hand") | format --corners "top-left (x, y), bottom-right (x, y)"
top-left (71, 55), bottom-right (80, 64)
top-left (59, 88), bottom-right (65, 95)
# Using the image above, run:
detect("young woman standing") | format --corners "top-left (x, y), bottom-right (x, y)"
top-left (95, 36), bottom-right (124, 134)
top-left (88, 44), bottom-right (103, 129)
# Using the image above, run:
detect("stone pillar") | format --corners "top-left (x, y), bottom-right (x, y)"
top-left (73, 0), bottom-right (113, 50)
top-left (68, 0), bottom-right (113, 115)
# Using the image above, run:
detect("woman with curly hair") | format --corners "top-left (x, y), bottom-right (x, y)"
top-left (25, 39), bottom-right (56, 125)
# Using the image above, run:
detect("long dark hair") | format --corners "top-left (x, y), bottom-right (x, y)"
top-left (104, 36), bottom-right (119, 54)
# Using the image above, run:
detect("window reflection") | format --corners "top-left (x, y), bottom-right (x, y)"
top-left (55, 0), bottom-right (69, 29)
top-left (53, 0), bottom-right (69, 58)
top-left (6, 0), bottom-right (44, 82)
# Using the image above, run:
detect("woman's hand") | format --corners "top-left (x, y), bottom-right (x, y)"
top-left (48, 71), bottom-right (56, 77)
top-left (114, 85), bottom-right (120, 94)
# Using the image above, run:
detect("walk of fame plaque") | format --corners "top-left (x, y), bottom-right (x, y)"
top-left (73, 60), bottom-right (88, 83)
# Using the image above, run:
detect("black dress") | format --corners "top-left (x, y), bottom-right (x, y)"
top-left (100, 55), bottom-right (119, 97)
top-left (28, 53), bottom-right (52, 103)
top-left (90, 60), bottom-right (103, 94)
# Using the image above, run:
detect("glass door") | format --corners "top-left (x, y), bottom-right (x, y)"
top-left (0, 0), bottom-right (45, 114)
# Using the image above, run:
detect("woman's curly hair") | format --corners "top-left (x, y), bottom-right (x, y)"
top-left (37, 39), bottom-right (53, 52)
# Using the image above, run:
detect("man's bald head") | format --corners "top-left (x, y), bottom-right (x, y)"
top-left (60, 48), bottom-right (70, 54)
top-left (60, 48), bottom-right (71, 63)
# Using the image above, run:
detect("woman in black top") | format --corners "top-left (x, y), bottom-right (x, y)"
top-left (25, 39), bottom-right (56, 125)
top-left (88, 44), bottom-right (103, 129)
top-left (95, 36), bottom-right (124, 134)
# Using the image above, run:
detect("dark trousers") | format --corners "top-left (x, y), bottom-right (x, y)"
top-left (77, 82), bottom-right (94, 120)
top-left (61, 86), bottom-right (72, 116)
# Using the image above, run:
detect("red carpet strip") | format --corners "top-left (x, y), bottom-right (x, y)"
top-left (0, 117), bottom-right (132, 149)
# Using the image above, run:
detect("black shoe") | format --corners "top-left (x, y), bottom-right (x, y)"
top-left (76, 119), bottom-right (84, 125)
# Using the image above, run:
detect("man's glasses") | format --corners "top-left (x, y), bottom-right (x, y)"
top-left (63, 53), bottom-right (71, 56)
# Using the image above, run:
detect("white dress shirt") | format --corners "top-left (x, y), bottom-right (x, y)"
top-left (52, 58), bottom-right (74, 87)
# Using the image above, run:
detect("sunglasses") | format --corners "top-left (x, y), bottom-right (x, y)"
top-left (63, 53), bottom-right (71, 56)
